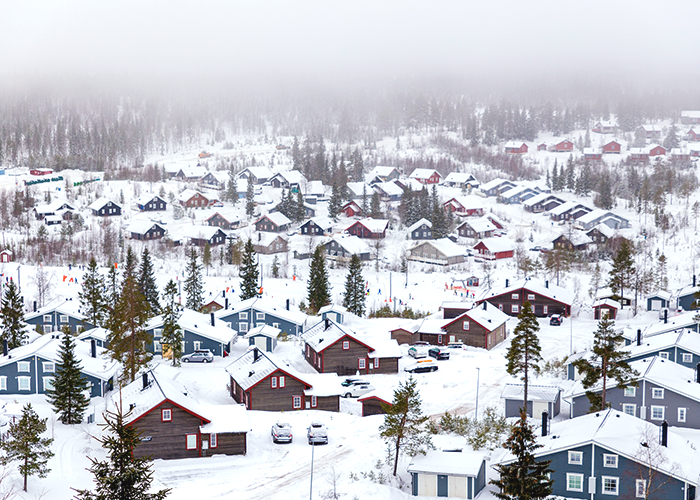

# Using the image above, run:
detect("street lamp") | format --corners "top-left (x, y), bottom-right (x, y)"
top-left (475, 367), bottom-right (480, 421)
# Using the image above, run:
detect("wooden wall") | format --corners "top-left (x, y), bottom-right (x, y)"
top-left (131, 401), bottom-right (203, 460)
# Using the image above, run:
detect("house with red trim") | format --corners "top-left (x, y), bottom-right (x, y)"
top-left (537, 143), bottom-right (547, 151)
top-left (178, 190), bottom-right (210, 209)
top-left (409, 168), bottom-right (442, 185)
top-left (592, 120), bottom-right (617, 134)
top-left (473, 237), bottom-right (514, 260)
top-left (686, 128), bottom-right (700, 141)
top-left (440, 301), bottom-right (510, 350)
top-left (477, 278), bottom-right (573, 317)
top-left (342, 200), bottom-right (362, 218)
top-left (504, 141), bottom-right (528, 154)
top-left (115, 367), bottom-right (249, 460)
top-left (0, 250), bottom-right (11, 263)
top-left (602, 140), bottom-right (622, 154)
top-left (443, 196), bottom-right (485, 216)
top-left (358, 388), bottom-right (394, 416)
top-left (592, 298), bottom-right (621, 320)
top-left (226, 347), bottom-right (341, 412)
top-left (583, 147), bottom-right (602, 161)
top-left (346, 218), bottom-right (389, 239)
top-left (254, 212), bottom-right (292, 233)
top-left (301, 318), bottom-right (401, 376)
top-left (549, 140), bottom-right (573, 153)
top-left (648, 144), bottom-right (666, 157)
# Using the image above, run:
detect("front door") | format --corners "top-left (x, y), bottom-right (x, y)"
top-left (437, 475), bottom-right (448, 497)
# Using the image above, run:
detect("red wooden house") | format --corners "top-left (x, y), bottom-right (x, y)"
top-left (178, 190), bottom-right (210, 209)
top-left (602, 141), bottom-right (621, 154)
top-left (342, 200), bottom-right (362, 218)
top-left (346, 218), bottom-right (389, 239)
top-left (648, 145), bottom-right (666, 157)
top-left (686, 129), bottom-right (700, 141)
top-left (583, 148), bottom-right (602, 161)
top-left (504, 142), bottom-right (528, 154)
top-left (443, 197), bottom-right (485, 216)
top-left (0, 250), bottom-right (11, 263)
top-left (478, 278), bottom-right (573, 317)
top-left (473, 238), bottom-right (514, 260)
top-left (537, 143), bottom-right (547, 151)
top-left (409, 168), bottom-right (442, 185)
top-left (358, 391), bottom-right (393, 417)
top-left (550, 140), bottom-right (573, 153)
top-left (592, 298), bottom-right (620, 320)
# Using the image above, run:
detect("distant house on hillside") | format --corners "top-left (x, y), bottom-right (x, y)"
top-left (409, 168), bottom-right (441, 185)
top-left (442, 172), bottom-right (480, 190)
top-left (178, 190), bottom-right (210, 209)
top-left (473, 238), bottom-right (514, 260)
top-left (592, 120), bottom-right (617, 133)
top-left (88, 198), bottom-right (121, 217)
top-left (136, 195), bottom-right (167, 212)
top-left (237, 167), bottom-right (274, 185)
top-left (549, 139), bottom-right (573, 152)
top-left (480, 178), bottom-right (516, 197)
top-left (602, 140), bottom-right (622, 154)
top-left (408, 239), bottom-right (466, 266)
top-left (252, 232), bottom-right (288, 255)
top-left (504, 141), bottom-right (528, 154)
top-left (324, 234), bottom-right (371, 262)
top-left (254, 213), bottom-right (291, 233)
top-left (185, 226), bottom-right (227, 247)
top-left (128, 221), bottom-right (166, 241)
top-left (477, 278), bottom-right (572, 317)
top-left (346, 218), bottom-right (389, 239)
top-left (407, 219), bottom-right (432, 240)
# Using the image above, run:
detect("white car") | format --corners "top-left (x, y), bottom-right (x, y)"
top-left (307, 422), bottom-right (328, 445)
top-left (342, 382), bottom-right (375, 398)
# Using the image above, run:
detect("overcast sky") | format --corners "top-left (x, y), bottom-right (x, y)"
top-left (1, 1), bottom-right (698, 91)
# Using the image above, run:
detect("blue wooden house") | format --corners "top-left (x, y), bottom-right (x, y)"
top-left (675, 283), bottom-right (700, 311)
top-left (495, 409), bottom-right (700, 500)
top-left (24, 298), bottom-right (93, 334)
top-left (244, 324), bottom-right (280, 352)
top-left (319, 304), bottom-right (347, 325)
top-left (146, 308), bottom-right (238, 357)
top-left (407, 450), bottom-right (486, 499)
top-left (77, 327), bottom-right (110, 348)
top-left (646, 291), bottom-right (671, 311)
top-left (643, 310), bottom-right (700, 337)
top-left (500, 383), bottom-right (561, 419)
top-left (0, 333), bottom-right (119, 398)
top-left (216, 297), bottom-right (308, 337)
top-left (136, 194), bottom-right (167, 212)
top-left (406, 218), bottom-right (433, 240)
top-left (624, 331), bottom-right (700, 367)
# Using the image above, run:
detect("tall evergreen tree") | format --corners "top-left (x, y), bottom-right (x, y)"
top-left (551, 160), bottom-right (559, 191)
top-left (227, 169), bottom-right (238, 204)
top-left (379, 377), bottom-right (432, 476)
top-left (104, 264), bottom-right (120, 320)
top-left (183, 248), bottom-right (204, 312)
top-left (596, 171), bottom-right (614, 210)
top-left (79, 256), bottom-right (106, 328)
top-left (245, 179), bottom-right (255, 216)
top-left (239, 238), bottom-right (260, 301)
top-left (572, 314), bottom-right (638, 412)
top-left (45, 330), bottom-right (90, 424)
top-left (138, 248), bottom-right (160, 316)
top-left (160, 280), bottom-right (183, 366)
top-left (0, 279), bottom-right (27, 349)
top-left (565, 155), bottom-right (576, 191)
top-left (295, 190), bottom-right (305, 223)
top-left (504, 301), bottom-right (542, 414)
top-left (608, 239), bottom-right (635, 309)
top-left (291, 135), bottom-right (301, 171)
top-left (74, 403), bottom-right (170, 500)
top-left (490, 409), bottom-right (554, 500)
top-left (342, 254), bottom-right (366, 317)
top-left (328, 182), bottom-right (342, 222)
top-left (0, 403), bottom-right (54, 492)
top-left (307, 245), bottom-right (331, 314)
top-left (663, 123), bottom-right (679, 150)
top-left (430, 184), bottom-right (448, 238)
top-left (370, 191), bottom-right (382, 219)
top-left (361, 184), bottom-right (369, 216)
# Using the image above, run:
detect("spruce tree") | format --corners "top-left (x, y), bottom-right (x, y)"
top-left (271, 256), bottom-right (280, 278)
top-left (0, 279), bottom-right (27, 348)
top-left (245, 179), bottom-right (255, 217)
top-left (227, 169), bottom-right (238, 204)
top-left (295, 190), bottom-right (305, 222)
top-left (551, 160), bottom-right (559, 191)
top-left (307, 245), bottom-right (331, 314)
top-left (370, 191), bottom-right (382, 219)
top-left (328, 182), bottom-right (342, 222)
top-left (361, 184), bottom-right (369, 216)
top-left (203, 242), bottom-right (212, 276)
top-left (342, 254), bottom-right (366, 317)
top-left (566, 155), bottom-right (576, 191)
top-left (0, 403), bottom-right (54, 492)
top-left (160, 280), bottom-right (183, 367)
top-left (379, 377), bottom-right (432, 476)
top-left (138, 248), bottom-right (160, 316)
top-left (504, 301), bottom-right (542, 414)
top-left (74, 404), bottom-right (170, 500)
top-left (239, 238), bottom-right (260, 301)
top-left (104, 265), bottom-right (120, 321)
top-left (79, 256), bottom-right (106, 328)
top-left (572, 314), bottom-right (638, 412)
top-left (490, 409), bottom-right (554, 500)
top-left (183, 248), bottom-right (204, 312)
top-left (430, 184), bottom-right (448, 238)
top-left (45, 330), bottom-right (90, 424)
top-left (608, 239), bottom-right (635, 309)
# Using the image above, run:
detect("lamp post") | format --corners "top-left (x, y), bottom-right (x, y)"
top-left (475, 367), bottom-right (480, 421)
top-left (309, 441), bottom-right (315, 500)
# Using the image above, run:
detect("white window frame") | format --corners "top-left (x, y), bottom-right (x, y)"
top-left (342, 341), bottom-right (350, 350)
top-left (162, 409), bottom-right (172, 422)
top-left (293, 395), bottom-right (302, 409)
top-left (659, 352), bottom-right (669, 360)
top-left (43, 325), bottom-right (53, 333)
top-left (622, 404), bottom-right (636, 416)
top-left (279, 376), bottom-right (285, 388)
top-left (624, 386), bottom-right (636, 397)
top-left (511, 304), bottom-right (519, 313)
top-left (271, 376), bottom-right (277, 389)
top-left (462, 321), bottom-right (470, 331)
top-left (651, 388), bottom-right (664, 399)
top-left (210, 433), bottom-right (217, 448)
top-left (43, 314), bottom-right (52, 323)
top-left (17, 361), bottom-right (30, 373)
top-left (358, 358), bottom-right (366, 370)
top-left (154, 328), bottom-right (163, 338)
top-left (43, 377), bottom-right (54, 391)
top-left (42, 362), bottom-right (55, 373)
top-left (511, 293), bottom-right (519, 300)
top-left (566, 473), bottom-right (584, 492)
top-left (543, 305), bottom-right (548, 315)
top-left (635, 479), bottom-right (646, 498)
top-left (239, 323), bottom-right (248, 332)
top-left (650, 405), bottom-right (665, 421)
top-left (239, 312), bottom-right (248, 320)
top-left (682, 353), bottom-right (693, 363)
top-left (153, 341), bottom-right (162, 353)
top-left (59, 314), bottom-right (69, 323)
top-left (601, 476), bottom-right (619, 495)
top-left (193, 341), bottom-right (202, 351)
top-left (568, 451), bottom-right (583, 465)
top-left (186, 434), bottom-right (197, 450)
top-left (256, 312), bottom-right (265, 321)
top-left (603, 454), bottom-right (618, 468)
top-left (0, 376), bottom-right (6, 391)
top-left (18, 377), bottom-right (31, 391)
top-left (678, 407), bottom-right (687, 423)
top-left (527, 294), bottom-right (535, 301)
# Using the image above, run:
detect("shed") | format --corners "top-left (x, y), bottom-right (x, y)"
top-left (319, 304), bottom-right (347, 325)
top-left (501, 383), bottom-right (561, 419)
top-left (244, 325), bottom-right (280, 352)
top-left (593, 298), bottom-right (621, 319)
top-left (0, 250), bottom-right (11, 263)
top-left (646, 291), bottom-right (671, 311)
top-left (407, 450), bottom-right (487, 499)
top-left (358, 389), bottom-right (394, 417)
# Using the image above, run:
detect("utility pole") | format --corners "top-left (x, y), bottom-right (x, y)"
top-left (475, 367), bottom-right (480, 421)
top-left (309, 441), bottom-right (315, 500)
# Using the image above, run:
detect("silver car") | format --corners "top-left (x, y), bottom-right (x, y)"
top-left (181, 349), bottom-right (214, 363)
top-left (307, 422), bottom-right (328, 445)
top-left (342, 382), bottom-right (375, 398)
top-left (271, 422), bottom-right (293, 444)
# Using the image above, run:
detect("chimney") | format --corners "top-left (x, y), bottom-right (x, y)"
top-left (541, 411), bottom-right (549, 437)
top-left (660, 421), bottom-right (668, 447)
top-left (222, 290), bottom-right (226, 298)
top-left (258, 232), bottom-right (261, 242)
top-left (225, 298), bottom-right (229, 310)
top-left (33, 301), bottom-right (37, 312)
top-left (253, 347), bottom-right (260, 362)
top-left (483, 301), bottom-right (487, 310)
top-left (664, 308), bottom-right (668, 324)
top-left (286, 299), bottom-right (290, 311)
top-left (2, 340), bottom-right (6, 357)
top-left (142, 373), bottom-right (148, 390)
top-left (545, 280), bottom-right (549, 289)
top-left (90, 339), bottom-right (96, 358)
top-left (210, 312), bottom-right (215, 327)
top-left (324, 318), bottom-right (330, 330)
top-left (637, 329), bottom-right (642, 346)
top-left (505, 279), bottom-right (509, 288)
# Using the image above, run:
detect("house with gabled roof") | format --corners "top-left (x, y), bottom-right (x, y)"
top-left (113, 366), bottom-right (249, 460)
top-left (649, 144), bottom-right (667, 157)
top-left (206, 209), bottom-right (243, 230)
top-left (681, 110), bottom-right (700, 124)
top-left (576, 209), bottom-right (630, 230)
top-left (237, 166), bottom-right (274, 185)
top-left (178, 190), bottom-right (210, 209)
top-left (33, 201), bottom-right (75, 220)
top-left (269, 170), bottom-right (307, 191)
top-left (593, 298), bottom-right (621, 319)
top-left (477, 278), bottom-right (572, 317)
top-left (345, 182), bottom-right (368, 200)
top-left (216, 297), bottom-right (307, 337)
top-left (442, 172), bottom-right (480, 190)
top-left (324, 234), bottom-right (370, 262)
top-left (319, 304), bottom-right (347, 325)
top-left (671, 147), bottom-right (691, 161)
top-left (549, 200), bottom-right (593, 222)
top-left (301, 318), bottom-right (401, 375)
top-left (128, 220), bottom-right (166, 241)
top-left (440, 301), bottom-right (509, 349)
top-left (373, 181), bottom-right (404, 202)
top-left (244, 324), bottom-right (280, 352)
top-left (552, 231), bottom-right (593, 252)
top-left (88, 197), bottom-right (121, 217)
top-left (443, 196), bottom-right (485, 216)
top-left (407, 218), bottom-right (432, 240)
top-left (623, 331), bottom-right (700, 368)
top-left (366, 166), bottom-right (401, 183)
top-left (586, 223), bottom-right (615, 245)
top-left (643, 310), bottom-right (700, 338)
top-left (25, 298), bottom-right (92, 334)
top-left (346, 218), bottom-right (389, 239)
top-left (341, 200), bottom-right (362, 218)
top-left (457, 217), bottom-right (496, 239)
top-left (0, 250), bottom-right (12, 263)
top-left (77, 327), bottom-right (110, 349)
top-left (407, 449), bottom-right (487, 499)
top-left (496, 408), bottom-right (700, 500)
top-left (602, 140), bottom-right (622, 154)
top-left (522, 193), bottom-right (564, 213)
top-left (198, 170), bottom-right (228, 190)
top-left (473, 237), bottom-right (514, 260)
top-left (504, 141), bottom-right (528, 154)
top-left (638, 124), bottom-right (663, 140)
top-left (358, 388), bottom-right (394, 417)
top-left (300, 216), bottom-right (334, 237)
top-left (501, 383), bottom-right (561, 419)
top-left (583, 147), bottom-right (602, 160)
top-left (549, 139), bottom-right (574, 152)
top-left (254, 212), bottom-right (291, 233)
top-left (185, 225), bottom-right (226, 247)
top-left (646, 291), bottom-right (671, 311)
top-left (480, 178), bottom-right (516, 197)
top-left (252, 232), bottom-right (288, 255)
top-left (226, 348), bottom-right (340, 412)
top-left (146, 308), bottom-right (237, 357)
top-left (136, 194), bottom-right (167, 212)
top-left (408, 239), bottom-right (466, 266)
top-left (592, 119), bottom-right (617, 133)
top-left (409, 168), bottom-right (441, 185)
top-left (175, 166), bottom-right (207, 182)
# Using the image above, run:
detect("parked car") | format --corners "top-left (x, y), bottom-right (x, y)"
top-left (307, 422), bottom-right (328, 445)
top-left (271, 422), bottom-right (293, 444)
top-left (408, 346), bottom-right (428, 359)
top-left (447, 341), bottom-right (464, 349)
top-left (340, 378), bottom-right (367, 388)
top-left (428, 347), bottom-right (450, 360)
top-left (342, 381), bottom-right (375, 398)
top-left (404, 359), bottom-right (438, 373)
top-left (413, 341), bottom-right (429, 346)
top-left (549, 314), bottom-right (563, 326)
top-left (181, 349), bottom-right (214, 363)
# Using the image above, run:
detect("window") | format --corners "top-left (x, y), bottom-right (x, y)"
top-left (0, 377), bottom-right (5, 391)
top-left (256, 312), bottom-right (265, 321)
top-left (511, 293), bottom-right (519, 299)
top-left (311, 396), bottom-right (317, 408)
top-left (511, 305), bottom-right (519, 313)
top-left (603, 454), bottom-right (618, 468)
top-left (342, 341), bottom-right (350, 350)
top-left (682, 353), bottom-right (693, 363)
top-left (498, 304), bottom-right (503, 311)
top-left (635, 479), bottom-right (647, 498)
top-left (306, 345), bottom-right (310, 356)
top-left (43, 325), bottom-right (53, 333)
top-left (678, 407), bottom-right (687, 423)
top-left (374, 358), bottom-right (380, 369)
top-left (153, 341), bottom-right (162, 353)
top-left (358, 358), bottom-right (366, 370)
top-left (17, 362), bottom-right (30, 373)
top-left (271, 376), bottom-right (277, 388)
top-left (239, 323), bottom-right (248, 332)
top-left (293, 396), bottom-right (302, 409)
top-left (622, 404), bottom-right (636, 416)
top-left (659, 352), bottom-right (669, 360)
top-left (162, 409), bottom-right (172, 422)
top-left (543, 306), bottom-right (548, 315)
top-left (279, 376), bottom-right (285, 388)
top-left (193, 341), bottom-right (202, 351)
top-left (566, 473), bottom-right (584, 492)
top-left (462, 321), bottom-right (470, 331)
top-left (527, 294), bottom-right (535, 301)
top-left (42, 362), bottom-right (55, 373)
top-left (60, 315), bottom-right (69, 323)
top-left (273, 323), bottom-right (280, 329)
top-left (568, 451), bottom-right (583, 465)
top-left (650, 406), bottom-right (665, 420)
top-left (43, 377), bottom-right (54, 391)
top-left (18, 377), bottom-right (31, 391)
top-left (437, 335), bottom-right (442, 344)
top-left (624, 386), bottom-right (636, 397)
top-left (210, 433), bottom-right (217, 448)
top-left (651, 388), bottom-right (664, 399)
top-left (239, 312), bottom-right (248, 320)
top-left (186, 434), bottom-right (197, 450)
top-left (154, 329), bottom-right (163, 338)
top-left (43, 315), bottom-right (52, 323)
top-left (602, 476), bottom-right (619, 495)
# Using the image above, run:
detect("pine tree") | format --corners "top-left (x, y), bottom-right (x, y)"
top-left (572, 314), bottom-right (638, 412)
top-left (271, 256), bottom-right (280, 279)
top-left (0, 279), bottom-right (27, 348)
top-left (370, 191), bottom-right (382, 219)
top-left (239, 238), bottom-right (260, 301)
top-left (183, 248), bottom-right (204, 312)
top-left (430, 184), bottom-right (448, 238)
top-left (342, 254), bottom-right (366, 317)
top-left (295, 190), bottom-right (305, 223)
top-left (361, 184), bottom-right (369, 216)
top-left (608, 239), bottom-right (635, 309)
top-left (0, 403), bottom-right (54, 492)
top-left (379, 377), bottom-right (432, 476)
top-left (79, 256), bottom-right (106, 327)
top-left (551, 160), bottom-right (559, 191)
top-left (490, 409), bottom-right (554, 500)
top-left (160, 280), bottom-right (182, 366)
top-left (104, 264), bottom-right (120, 320)
top-left (505, 301), bottom-right (542, 413)
top-left (203, 242), bottom-right (212, 276)
top-left (566, 155), bottom-right (575, 191)
top-left (307, 245), bottom-right (331, 314)
top-left (328, 182), bottom-right (342, 222)
top-left (45, 330), bottom-right (90, 424)
top-left (245, 179), bottom-right (255, 217)
top-left (292, 135), bottom-right (301, 171)
top-left (74, 403), bottom-right (170, 500)
top-left (663, 123), bottom-right (679, 150)
top-left (138, 248), bottom-right (160, 316)
top-left (227, 169), bottom-right (238, 204)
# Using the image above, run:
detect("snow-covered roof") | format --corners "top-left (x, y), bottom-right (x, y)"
top-left (345, 182), bottom-right (368, 197)
top-left (408, 450), bottom-right (485, 476)
top-left (367, 166), bottom-right (399, 179)
top-left (548, 200), bottom-right (589, 216)
top-left (592, 298), bottom-right (621, 310)
top-left (409, 168), bottom-right (440, 181)
top-left (25, 297), bottom-right (85, 322)
top-left (500, 384), bottom-right (560, 403)
top-left (576, 208), bottom-right (609, 225)
top-left (406, 218), bottom-right (432, 233)
top-left (260, 212), bottom-right (291, 227)
top-left (177, 189), bottom-right (207, 202)
top-left (460, 217), bottom-right (496, 233)
top-left (499, 185), bottom-right (535, 199)
top-left (557, 231), bottom-right (593, 246)
top-left (450, 196), bottom-right (485, 210)
top-left (206, 208), bottom-right (240, 223)
top-left (135, 194), bottom-right (165, 206)
top-left (645, 290), bottom-right (671, 301)
top-left (373, 181), bottom-right (403, 197)
top-left (306, 180), bottom-right (326, 196)
top-left (480, 178), bottom-right (512, 191)
top-left (473, 237), bottom-right (514, 253)
top-left (183, 225), bottom-right (225, 240)
top-left (301, 318), bottom-right (370, 353)
top-left (318, 304), bottom-right (347, 316)
top-left (253, 232), bottom-right (287, 246)
top-left (626, 331), bottom-right (700, 359)
top-left (148, 308), bottom-right (237, 344)
top-left (77, 327), bottom-right (110, 343)
top-left (412, 238), bottom-right (465, 258)
top-left (239, 166), bottom-right (273, 180)
top-left (643, 310), bottom-right (700, 338)
top-left (639, 124), bottom-right (663, 132)
top-left (216, 297), bottom-right (307, 325)
top-left (504, 141), bottom-right (527, 148)
top-left (304, 216), bottom-right (334, 231)
top-left (446, 302), bottom-right (510, 331)
top-left (589, 223), bottom-right (614, 238)
top-left (199, 403), bottom-right (250, 434)
top-left (351, 218), bottom-right (389, 233)
top-left (521, 192), bottom-right (554, 207)
top-left (366, 339), bottom-right (402, 359)
top-left (177, 166), bottom-right (207, 178)
top-left (128, 220), bottom-right (165, 235)
top-left (271, 170), bottom-right (306, 184)
top-left (479, 278), bottom-right (574, 306)
top-left (681, 110), bottom-right (700, 119)
top-left (244, 324), bottom-right (280, 339)
top-left (88, 197), bottom-right (117, 210)
top-left (443, 172), bottom-right (478, 185)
